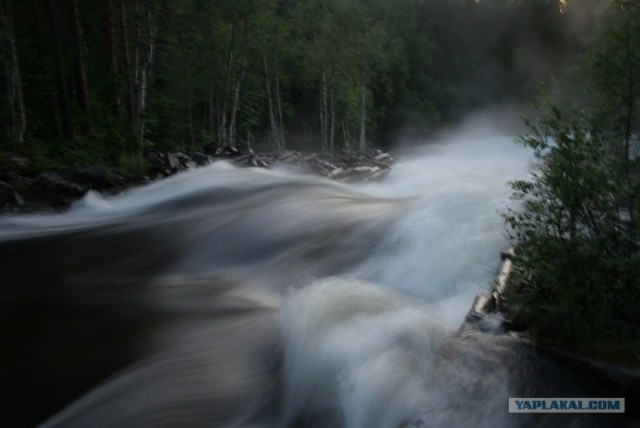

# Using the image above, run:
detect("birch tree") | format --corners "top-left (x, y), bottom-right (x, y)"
top-left (257, 0), bottom-right (288, 152)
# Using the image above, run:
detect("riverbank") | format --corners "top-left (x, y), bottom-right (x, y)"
top-left (463, 250), bottom-right (640, 366)
top-left (461, 251), bottom-right (640, 421)
top-left (0, 147), bottom-right (395, 214)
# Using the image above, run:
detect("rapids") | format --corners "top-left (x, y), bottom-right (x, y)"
top-left (0, 131), bottom-right (633, 427)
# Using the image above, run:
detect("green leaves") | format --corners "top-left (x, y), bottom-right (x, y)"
top-left (1, 0), bottom-right (594, 156)
top-left (505, 101), bottom-right (640, 344)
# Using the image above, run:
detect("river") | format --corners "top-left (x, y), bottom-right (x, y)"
top-left (0, 131), bottom-right (633, 427)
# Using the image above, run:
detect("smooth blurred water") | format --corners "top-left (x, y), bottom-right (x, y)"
top-left (1, 132), bottom-right (629, 428)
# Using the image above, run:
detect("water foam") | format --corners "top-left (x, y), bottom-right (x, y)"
top-left (278, 278), bottom-right (448, 428)
top-left (354, 135), bottom-right (531, 316)
top-left (274, 133), bottom-right (533, 427)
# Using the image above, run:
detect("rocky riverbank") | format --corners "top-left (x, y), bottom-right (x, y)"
top-left (460, 251), bottom-right (640, 422)
top-left (0, 147), bottom-right (395, 214)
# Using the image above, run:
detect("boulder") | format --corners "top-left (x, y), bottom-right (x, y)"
top-left (0, 181), bottom-right (22, 207)
top-left (55, 165), bottom-right (128, 191)
top-left (78, 165), bottom-right (127, 190)
top-left (167, 152), bottom-right (196, 171)
top-left (56, 166), bottom-right (81, 182)
top-left (216, 146), bottom-right (243, 158)
top-left (191, 153), bottom-right (215, 166)
top-left (201, 142), bottom-right (218, 155)
top-left (32, 172), bottom-right (86, 206)
top-left (0, 154), bottom-right (34, 186)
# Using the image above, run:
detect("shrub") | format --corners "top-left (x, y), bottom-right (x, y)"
top-left (504, 104), bottom-right (640, 344)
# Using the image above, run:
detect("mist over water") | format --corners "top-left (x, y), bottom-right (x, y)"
top-left (354, 133), bottom-right (531, 322)
top-left (1, 128), bottom-right (627, 427)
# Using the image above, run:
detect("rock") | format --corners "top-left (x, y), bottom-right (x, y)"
top-left (201, 142), bottom-right (218, 155)
top-left (7, 155), bottom-right (30, 168)
top-left (56, 166), bottom-right (81, 182)
top-left (329, 167), bottom-right (344, 178)
top-left (167, 152), bottom-right (195, 170)
top-left (0, 181), bottom-right (19, 207)
top-left (145, 151), bottom-right (196, 176)
top-left (263, 149), bottom-right (395, 182)
top-left (191, 153), bottom-right (215, 166)
top-left (251, 157), bottom-right (269, 168)
top-left (12, 190), bottom-right (25, 206)
top-left (145, 149), bottom-right (166, 169)
top-left (232, 154), bottom-right (254, 166)
top-left (145, 151), bottom-right (172, 178)
top-left (216, 146), bottom-right (242, 158)
top-left (0, 154), bottom-right (37, 181)
top-left (78, 165), bottom-right (127, 190)
top-left (374, 152), bottom-right (392, 162)
top-left (0, 182), bottom-right (12, 206)
top-left (0, 147), bottom-right (396, 213)
top-left (540, 345), bottom-right (640, 417)
top-left (33, 172), bottom-right (86, 206)
top-left (366, 169), bottom-right (389, 181)
top-left (38, 171), bottom-right (73, 187)
top-left (339, 166), bottom-right (384, 183)
top-left (167, 153), bottom-right (181, 169)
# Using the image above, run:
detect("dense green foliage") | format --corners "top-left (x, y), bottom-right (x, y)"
top-left (505, 0), bottom-right (640, 357)
top-left (1, 0), bottom-right (585, 167)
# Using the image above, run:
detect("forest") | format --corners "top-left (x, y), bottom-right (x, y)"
top-left (0, 0), bottom-right (601, 170)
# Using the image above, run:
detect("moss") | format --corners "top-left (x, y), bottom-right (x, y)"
top-left (117, 153), bottom-right (149, 177)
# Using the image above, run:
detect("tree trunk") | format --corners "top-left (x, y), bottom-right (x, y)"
top-left (274, 51), bottom-right (285, 150)
top-left (106, 0), bottom-right (120, 116)
top-left (136, 8), bottom-right (156, 143)
top-left (219, 102), bottom-right (227, 147)
top-left (69, 0), bottom-right (90, 133)
top-left (0, 0), bottom-right (27, 145)
top-left (217, 98), bottom-right (226, 147)
top-left (46, 0), bottom-right (73, 139)
top-left (133, 1), bottom-right (140, 126)
top-left (263, 51), bottom-right (280, 152)
top-left (329, 88), bottom-right (335, 153)
top-left (180, 35), bottom-right (195, 151)
top-left (342, 121), bottom-right (351, 151)
top-left (219, 17), bottom-right (238, 147)
top-left (229, 49), bottom-right (246, 149)
top-left (119, 0), bottom-right (134, 129)
top-left (229, 27), bottom-right (247, 149)
top-left (208, 83), bottom-right (214, 140)
top-left (359, 77), bottom-right (367, 153)
top-left (320, 65), bottom-right (328, 151)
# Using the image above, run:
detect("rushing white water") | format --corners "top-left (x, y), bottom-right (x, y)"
top-left (352, 135), bottom-right (531, 319)
top-left (4, 130), bottom-right (624, 428)
top-left (277, 279), bottom-right (449, 428)
top-left (272, 133), bottom-right (532, 428)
